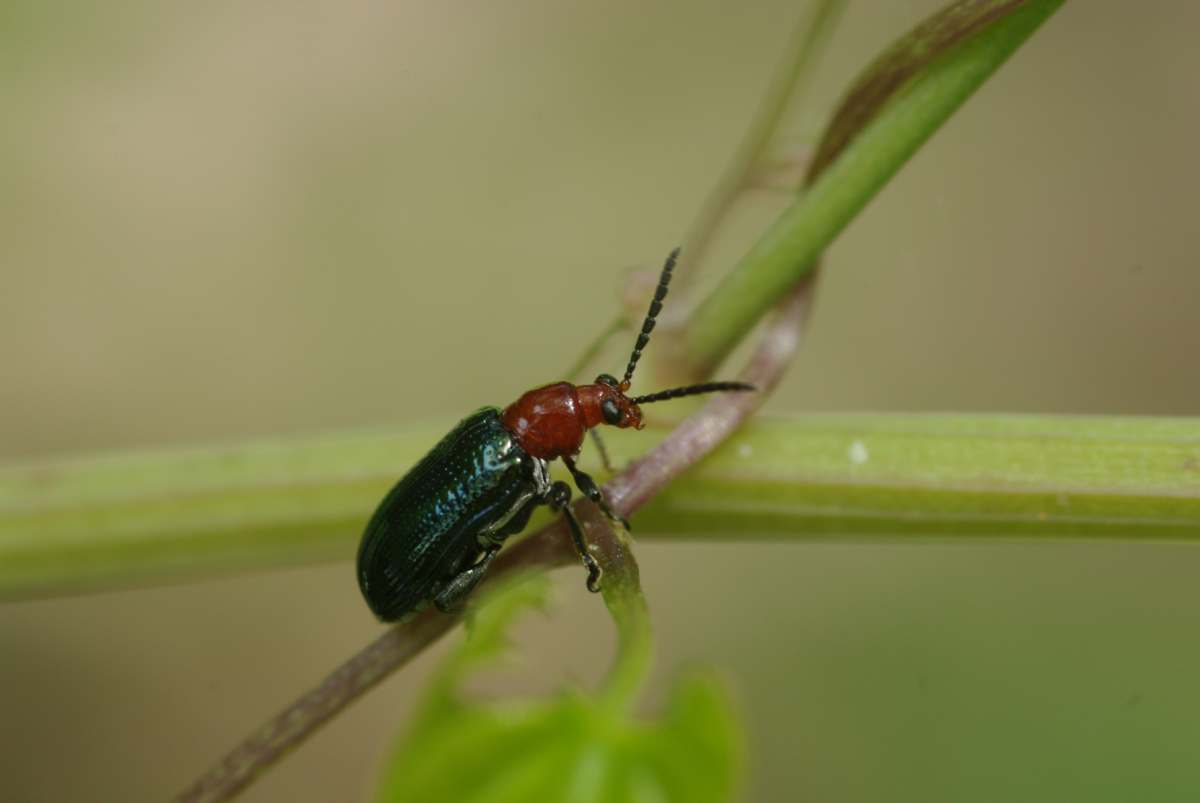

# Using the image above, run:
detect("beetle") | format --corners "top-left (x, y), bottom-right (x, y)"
top-left (356, 247), bottom-right (754, 621)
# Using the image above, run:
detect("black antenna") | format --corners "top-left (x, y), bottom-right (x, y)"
top-left (631, 381), bottom-right (756, 405)
top-left (622, 247), bottom-right (679, 387)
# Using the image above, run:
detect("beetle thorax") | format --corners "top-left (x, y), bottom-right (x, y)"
top-left (500, 382), bottom-right (587, 460)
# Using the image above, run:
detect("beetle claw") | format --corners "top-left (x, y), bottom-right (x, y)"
top-left (585, 562), bottom-right (603, 593)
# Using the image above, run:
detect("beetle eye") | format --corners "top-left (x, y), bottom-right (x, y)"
top-left (596, 373), bottom-right (619, 388)
top-left (600, 398), bottom-right (622, 425)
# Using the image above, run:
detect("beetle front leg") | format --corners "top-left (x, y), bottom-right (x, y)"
top-left (563, 456), bottom-right (630, 531)
top-left (546, 480), bottom-right (603, 593)
top-left (434, 544), bottom-right (501, 613)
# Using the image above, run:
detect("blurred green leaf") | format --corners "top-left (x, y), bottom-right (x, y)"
top-left (373, 574), bottom-right (742, 803)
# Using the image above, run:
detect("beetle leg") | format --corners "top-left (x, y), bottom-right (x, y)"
top-left (587, 428), bottom-right (614, 474)
top-left (433, 544), bottom-right (501, 613)
top-left (547, 480), bottom-right (603, 593)
top-left (563, 456), bottom-right (630, 531)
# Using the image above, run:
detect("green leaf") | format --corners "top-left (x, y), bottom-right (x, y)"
top-left (373, 575), bottom-right (742, 803)
top-left (683, 0), bottom-right (1067, 375)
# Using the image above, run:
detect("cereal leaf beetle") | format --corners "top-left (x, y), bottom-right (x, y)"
top-left (356, 248), bottom-right (754, 621)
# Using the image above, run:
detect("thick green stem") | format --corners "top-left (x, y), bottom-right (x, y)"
top-left (636, 414), bottom-right (1200, 540)
top-left (4, 414), bottom-right (1197, 600)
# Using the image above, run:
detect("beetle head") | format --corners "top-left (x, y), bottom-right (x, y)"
top-left (589, 372), bottom-right (644, 430)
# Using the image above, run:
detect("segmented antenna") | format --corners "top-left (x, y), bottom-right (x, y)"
top-left (622, 247), bottom-right (679, 387)
top-left (631, 381), bottom-right (756, 405)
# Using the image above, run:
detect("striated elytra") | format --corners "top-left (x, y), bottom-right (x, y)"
top-left (356, 248), bottom-right (754, 621)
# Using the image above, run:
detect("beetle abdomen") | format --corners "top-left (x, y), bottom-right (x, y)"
top-left (356, 407), bottom-right (539, 621)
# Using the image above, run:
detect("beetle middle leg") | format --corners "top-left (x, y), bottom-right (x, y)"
top-left (434, 544), bottom-right (502, 613)
top-left (563, 455), bottom-right (630, 531)
top-left (546, 480), bottom-right (603, 593)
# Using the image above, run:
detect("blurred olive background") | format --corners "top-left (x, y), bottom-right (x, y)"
top-left (3, 1), bottom-right (1200, 801)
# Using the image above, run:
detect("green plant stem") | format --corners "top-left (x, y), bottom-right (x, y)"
top-left (637, 414), bottom-right (1200, 539)
top-left (679, 0), bottom-right (846, 281)
top-left (563, 314), bottom-right (627, 381)
top-left (595, 526), bottom-right (652, 710)
top-left (5, 413), bottom-right (1198, 600)
top-left (683, 0), bottom-right (1065, 376)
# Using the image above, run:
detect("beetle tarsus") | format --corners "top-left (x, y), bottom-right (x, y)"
top-left (585, 563), bottom-right (603, 593)
top-left (547, 480), bottom-right (604, 593)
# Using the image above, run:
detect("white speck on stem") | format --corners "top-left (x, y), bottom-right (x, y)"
top-left (848, 439), bottom-right (869, 466)
top-left (737, 443), bottom-right (753, 458)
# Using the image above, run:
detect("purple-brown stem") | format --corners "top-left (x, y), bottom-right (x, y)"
top-left (609, 274), bottom-right (812, 515)
top-left (172, 277), bottom-right (812, 803)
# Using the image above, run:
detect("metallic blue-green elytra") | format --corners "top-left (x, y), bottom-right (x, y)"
top-left (356, 407), bottom-right (550, 622)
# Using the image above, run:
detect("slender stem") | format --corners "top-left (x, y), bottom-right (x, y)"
top-left (173, 611), bottom-right (457, 803)
top-left (591, 283), bottom-right (815, 713)
top-left (563, 313), bottom-right (626, 381)
top-left (607, 278), bottom-right (812, 515)
top-left (678, 0), bottom-right (847, 284)
top-left (682, 0), bottom-right (1066, 377)
top-left (593, 520), bottom-right (651, 710)
top-left (170, 261), bottom-right (812, 803)
top-left (600, 572), bottom-right (652, 711)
